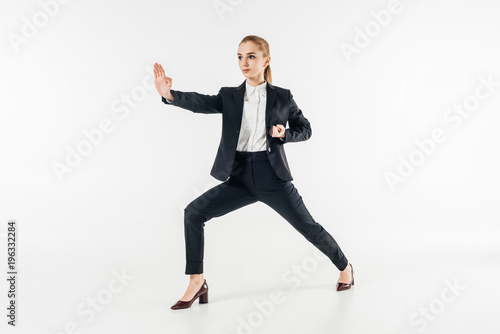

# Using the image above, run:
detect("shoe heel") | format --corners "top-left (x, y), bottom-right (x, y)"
top-left (199, 291), bottom-right (208, 304)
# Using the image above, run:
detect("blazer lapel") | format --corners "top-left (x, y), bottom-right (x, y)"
top-left (265, 81), bottom-right (277, 130)
top-left (232, 80), bottom-right (246, 132)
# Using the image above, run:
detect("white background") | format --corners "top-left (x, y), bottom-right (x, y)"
top-left (1, 0), bottom-right (499, 333)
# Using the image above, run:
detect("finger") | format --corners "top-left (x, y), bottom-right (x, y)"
top-left (159, 64), bottom-right (166, 75)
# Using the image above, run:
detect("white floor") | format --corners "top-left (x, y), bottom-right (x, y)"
top-left (2, 208), bottom-right (498, 334)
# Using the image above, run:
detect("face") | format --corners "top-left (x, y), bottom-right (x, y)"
top-left (237, 41), bottom-right (270, 81)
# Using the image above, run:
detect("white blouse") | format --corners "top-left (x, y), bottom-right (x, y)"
top-left (236, 80), bottom-right (269, 152)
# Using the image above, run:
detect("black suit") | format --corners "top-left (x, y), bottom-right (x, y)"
top-left (162, 80), bottom-right (349, 275)
top-left (162, 79), bottom-right (311, 181)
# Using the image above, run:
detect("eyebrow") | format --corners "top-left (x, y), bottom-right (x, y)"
top-left (237, 52), bottom-right (256, 55)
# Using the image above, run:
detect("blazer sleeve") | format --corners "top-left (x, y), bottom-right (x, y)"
top-left (161, 88), bottom-right (223, 114)
top-left (282, 90), bottom-right (312, 143)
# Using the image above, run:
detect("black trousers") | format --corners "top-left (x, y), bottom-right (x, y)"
top-left (183, 150), bottom-right (349, 274)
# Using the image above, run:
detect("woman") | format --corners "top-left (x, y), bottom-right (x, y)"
top-left (153, 35), bottom-right (354, 310)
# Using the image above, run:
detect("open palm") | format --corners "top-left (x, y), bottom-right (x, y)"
top-left (153, 62), bottom-right (172, 98)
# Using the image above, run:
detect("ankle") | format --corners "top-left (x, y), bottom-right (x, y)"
top-left (189, 274), bottom-right (204, 283)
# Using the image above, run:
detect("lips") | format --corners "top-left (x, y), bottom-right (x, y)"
top-left (243, 69), bottom-right (250, 72)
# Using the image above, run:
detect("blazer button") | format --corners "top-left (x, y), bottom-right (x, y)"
top-left (268, 147), bottom-right (271, 152)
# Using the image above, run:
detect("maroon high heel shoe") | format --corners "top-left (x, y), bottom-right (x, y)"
top-left (336, 263), bottom-right (354, 291)
top-left (171, 279), bottom-right (209, 310)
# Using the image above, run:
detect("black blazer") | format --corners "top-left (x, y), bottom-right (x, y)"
top-left (161, 79), bottom-right (312, 182)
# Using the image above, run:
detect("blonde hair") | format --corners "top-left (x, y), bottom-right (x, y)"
top-left (239, 35), bottom-right (272, 84)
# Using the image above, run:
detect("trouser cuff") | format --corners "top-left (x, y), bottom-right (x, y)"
top-left (336, 256), bottom-right (349, 272)
top-left (185, 262), bottom-right (203, 274)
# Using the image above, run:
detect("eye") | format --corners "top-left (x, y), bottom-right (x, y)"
top-left (250, 55), bottom-right (255, 59)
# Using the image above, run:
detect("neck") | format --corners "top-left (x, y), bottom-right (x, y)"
top-left (246, 77), bottom-right (266, 87)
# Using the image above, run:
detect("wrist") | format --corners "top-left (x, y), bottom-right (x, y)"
top-left (164, 91), bottom-right (174, 101)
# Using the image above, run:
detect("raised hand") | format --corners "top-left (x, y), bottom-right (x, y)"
top-left (153, 62), bottom-right (173, 100)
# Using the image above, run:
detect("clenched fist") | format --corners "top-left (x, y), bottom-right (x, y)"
top-left (269, 124), bottom-right (285, 139)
